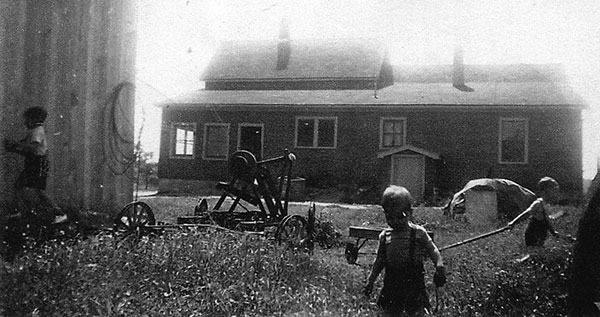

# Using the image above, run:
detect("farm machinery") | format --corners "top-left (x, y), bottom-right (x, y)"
top-left (113, 150), bottom-right (315, 249)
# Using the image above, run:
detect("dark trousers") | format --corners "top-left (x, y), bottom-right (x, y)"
top-left (378, 264), bottom-right (430, 316)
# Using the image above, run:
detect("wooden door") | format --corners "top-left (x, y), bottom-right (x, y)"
top-left (391, 154), bottom-right (425, 201)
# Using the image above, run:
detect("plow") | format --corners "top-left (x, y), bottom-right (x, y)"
top-left (113, 150), bottom-right (315, 249)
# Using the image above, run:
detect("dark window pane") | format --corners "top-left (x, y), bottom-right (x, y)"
top-left (317, 119), bottom-right (335, 147)
top-left (297, 119), bottom-right (314, 147)
top-left (382, 119), bottom-right (403, 148)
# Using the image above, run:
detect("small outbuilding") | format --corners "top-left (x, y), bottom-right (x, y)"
top-left (445, 178), bottom-right (537, 220)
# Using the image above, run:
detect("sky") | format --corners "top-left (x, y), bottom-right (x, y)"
top-left (134, 0), bottom-right (600, 179)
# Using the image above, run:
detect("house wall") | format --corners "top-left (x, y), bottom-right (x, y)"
top-left (405, 107), bottom-right (582, 196)
top-left (158, 105), bottom-right (582, 199)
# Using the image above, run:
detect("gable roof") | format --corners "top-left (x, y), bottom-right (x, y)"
top-left (160, 79), bottom-right (585, 108)
top-left (201, 38), bottom-right (387, 81)
top-left (377, 145), bottom-right (441, 159)
top-left (393, 63), bottom-right (567, 83)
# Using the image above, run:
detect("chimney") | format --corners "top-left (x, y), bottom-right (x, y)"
top-left (276, 18), bottom-right (291, 70)
top-left (453, 45), bottom-right (474, 92)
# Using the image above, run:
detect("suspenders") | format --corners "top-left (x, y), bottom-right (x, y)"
top-left (408, 227), bottom-right (416, 261)
top-left (383, 227), bottom-right (417, 262)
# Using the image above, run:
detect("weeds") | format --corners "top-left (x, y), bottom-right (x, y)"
top-left (1, 199), bottom-right (580, 316)
top-left (1, 229), bottom-right (373, 316)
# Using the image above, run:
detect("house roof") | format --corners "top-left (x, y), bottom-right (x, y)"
top-left (393, 64), bottom-right (567, 83)
top-left (159, 80), bottom-right (586, 109)
top-left (201, 38), bottom-right (387, 81)
top-left (377, 145), bottom-right (441, 159)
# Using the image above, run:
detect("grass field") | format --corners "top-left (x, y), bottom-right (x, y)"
top-left (0, 194), bottom-right (580, 316)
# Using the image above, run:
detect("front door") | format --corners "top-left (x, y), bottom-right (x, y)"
top-left (239, 125), bottom-right (263, 160)
top-left (391, 154), bottom-right (425, 202)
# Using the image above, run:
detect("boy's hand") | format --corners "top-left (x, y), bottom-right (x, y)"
top-left (434, 266), bottom-right (447, 287)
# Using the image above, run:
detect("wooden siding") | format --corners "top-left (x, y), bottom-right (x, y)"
top-left (158, 107), bottom-right (582, 197)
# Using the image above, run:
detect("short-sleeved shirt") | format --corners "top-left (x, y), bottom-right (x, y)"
top-left (380, 223), bottom-right (435, 268)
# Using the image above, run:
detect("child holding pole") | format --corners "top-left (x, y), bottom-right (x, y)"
top-left (364, 185), bottom-right (446, 316)
top-left (508, 176), bottom-right (561, 246)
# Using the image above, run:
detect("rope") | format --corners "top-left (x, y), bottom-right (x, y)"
top-left (104, 81), bottom-right (137, 176)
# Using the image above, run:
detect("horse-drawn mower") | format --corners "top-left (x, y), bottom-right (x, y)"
top-left (113, 150), bottom-right (315, 250)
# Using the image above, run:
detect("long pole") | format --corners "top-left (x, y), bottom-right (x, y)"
top-left (439, 225), bottom-right (511, 251)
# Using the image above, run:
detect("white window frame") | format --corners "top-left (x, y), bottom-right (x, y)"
top-left (498, 117), bottom-right (529, 164)
top-left (169, 122), bottom-right (196, 159)
top-left (237, 123), bottom-right (264, 159)
top-left (203, 123), bottom-right (230, 161)
top-left (379, 117), bottom-right (407, 149)
top-left (294, 116), bottom-right (338, 149)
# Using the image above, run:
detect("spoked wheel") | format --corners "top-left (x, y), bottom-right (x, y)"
top-left (114, 201), bottom-right (156, 240)
top-left (276, 215), bottom-right (312, 250)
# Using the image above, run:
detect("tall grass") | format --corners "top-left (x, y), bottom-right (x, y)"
top-left (1, 198), bottom-right (580, 316)
top-left (1, 229), bottom-right (375, 316)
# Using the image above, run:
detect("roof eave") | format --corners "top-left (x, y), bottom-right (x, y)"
top-left (201, 76), bottom-right (380, 82)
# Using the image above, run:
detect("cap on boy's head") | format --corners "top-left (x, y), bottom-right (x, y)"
top-left (24, 106), bottom-right (48, 124)
top-left (381, 185), bottom-right (413, 216)
top-left (538, 176), bottom-right (559, 192)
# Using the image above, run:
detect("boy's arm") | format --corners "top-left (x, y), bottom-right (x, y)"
top-left (543, 207), bottom-right (559, 235)
top-left (508, 200), bottom-right (540, 228)
top-left (364, 232), bottom-right (386, 295)
top-left (423, 232), bottom-right (444, 267)
top-left (10, 139), bottom-right (42, 155)
top-left (423, 232), bottom-right (446, 287)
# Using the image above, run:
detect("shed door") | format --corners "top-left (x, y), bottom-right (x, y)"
top-left (391, 154), bottom-right (425, 201)
top-left (239, 125), bottom-right (263, 160)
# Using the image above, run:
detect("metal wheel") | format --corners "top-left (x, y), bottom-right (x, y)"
top-left (114, 201), bottom-right (156, 239)
top-left (276, 215), bottom-right (312, 250)
top-left (229, 150), bottom-right (257, 181)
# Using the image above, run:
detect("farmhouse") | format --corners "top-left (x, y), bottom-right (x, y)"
top-left (157, 37), bottom-right (585, 202)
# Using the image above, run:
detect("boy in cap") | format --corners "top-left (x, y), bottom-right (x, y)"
top-left (364, 185), bottom-right (446, 316)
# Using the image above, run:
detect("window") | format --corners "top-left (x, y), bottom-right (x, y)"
top-left (295, 117), bottom-right (337, 148)
top-left (238, 124), bottom-right (264, 159)
top-left (170, 123), bottom-right (195, 158)
top-left (380, 117), bottom-right (406, 148)
top-left (203, 123), bottom-right (230, 160)
top-left (499, 118), bottom-right (528, 164)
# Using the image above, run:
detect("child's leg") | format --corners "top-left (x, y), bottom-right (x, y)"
top-left (37, 188), bottom-right (61, 216)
